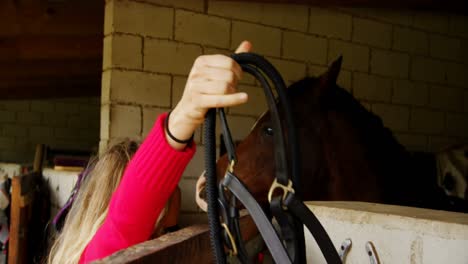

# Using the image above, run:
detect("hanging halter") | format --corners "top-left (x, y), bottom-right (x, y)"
top-left (204, 53), bottom-right (342, 264)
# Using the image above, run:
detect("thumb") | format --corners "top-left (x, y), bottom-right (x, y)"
top-left (235, 40), bottom-right (252, 54)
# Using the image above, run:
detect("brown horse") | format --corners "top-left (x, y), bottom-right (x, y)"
top-left (196, 56), bottom-right (466, 213)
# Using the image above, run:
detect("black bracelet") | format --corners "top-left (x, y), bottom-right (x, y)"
top-left (165, 111), bottom-right (194, 144)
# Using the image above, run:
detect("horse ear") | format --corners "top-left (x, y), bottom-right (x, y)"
top-left (320, 55), bottom-right (342, 86)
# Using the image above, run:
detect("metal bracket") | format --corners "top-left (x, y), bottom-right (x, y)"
top-left (338, 238), bottom-right (352, 262)
top-left (365, 241), bottom-right (380, 264)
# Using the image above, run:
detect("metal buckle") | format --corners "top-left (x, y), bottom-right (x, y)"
top-left (268, 178), bottom-right (295, 204)
top-left (227, 159), bottom-right (235, 174)
top-left (221, 223), bottom-right (238, 256)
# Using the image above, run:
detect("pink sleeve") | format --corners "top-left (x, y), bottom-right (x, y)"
top-left (79, 113), bottom-right (196, 263)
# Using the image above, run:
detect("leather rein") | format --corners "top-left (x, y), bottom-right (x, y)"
top-left (204, 53), bottom-right (342, 264)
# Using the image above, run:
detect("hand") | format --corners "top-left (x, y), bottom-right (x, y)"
top-left (166, 41), bottom-right (252, 150)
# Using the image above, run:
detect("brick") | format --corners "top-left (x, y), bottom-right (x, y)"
top-left (108, 70), bottom-right (171, 107)
top-left (372, 103), bottom-right (409, 132)
top-left (370, 9), bottom-right (412, 26)
top-left (142, 107), bottom-right (166, 137)
top-left (446, 113), bottom-right (468, 137)
top-left (392, 80), bottom-right (428, 106)
top-left (429, 85), bottom-right (464, 112)
top-left (54, 127), bottom-right (79, 140)
top-left (175, 10), bottom-right (230, 48)
top-left (109, 104), bottom-right (141, 138)
top-left (394, 133), bottom-right (428, 152)
top-left (67, 115), bottom-right (90, 128)
top-left (353, 18), bottom-right (392, 48)
top-left (465, 91), bottom-right (468, 113)
top-left (308, 7), bottom-right (352, 40)
top-left (0, 100), bottom-right (29, 111)
top-left (30, 101), bottom-right (55, 113)
top-left (105, 0), bottom-right (173, 38)
top-left (413, 12), bottom-right (449, 33)
top-left (17, 111), bottom-right (41, 125)
top-left (172, 76), bottom-right (187, 108)
top-left (307, 64), bottom-right (327, 77)
top-left (445, 62), bottom-right (468, 88)
top-left (409, 108), bottom-right (444, 135)
top-left (210, 115), bottom-right (257, 143)
top-left (282, 31), bottom-right (327, 64)
top-left (231, 21), bottom-right (281, 57)
top-left (449, 15), bottom-right (468, 38)
top-left (428, 136), bottom-right (460, 152)
top-left (55, 102), bottom-right (79, 115)
top-left (462, 39), bottom-right (468, 63)
top-left (308, 64), bottom-right (351, 91)
top-left (4, 125), bottom-right (27, 137)
top-left (144, 0), bottom-right (204, 11)
top-left (103, 34), bottom-right (142, 69)
top-left (393, 27), bottom-right (429, 55)
top-left (42, 112), bottom-right (68, 127)
top-left (144, 39), bottom-right (202, 75)
top-left (0, 111), bottom-right (14, 123)
top-left (183, 145), bottom-right (205, 177)
top-left (410, 57), bottom-right (446, 84)
top-left (79, 104), bottom-right (100, 116)
top-left (100, 104), bottom-right (110, 140)
top-left (353, 73), bottom-right (392, 102)
top-left (179, 178), bottom-right (199, 212)
top-left (371, 49), bottom-right (409, 78)
top-left (229, 85), bottom-right (267, 116)
top-left (429, 34), bottom-right (461, 61)
top-left (328, 40), bottom-right (369, 72)
top-left (261, 4), bottom-right (308, 31)
top-left (340, 8), bottom-right (412, 26)
top-left (0, 137), bottom-right (15, 150)
top-left (29, 126), bottom-right (54, 141)
top-left (268, 57), bottom-right (307, 83)
top-left (208, 1), bottom-right (262, 23)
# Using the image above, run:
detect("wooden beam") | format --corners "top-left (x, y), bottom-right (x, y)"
top-left (0, 36), bottom-right (103, 61)
top-left (0, 59), bottom-right (101, 79)
top-left (96, 225), bottom-right (213, 264)
top-left (96, 215), bottom-right (259, 263)
top-left (0, 78), bottom-right (101, 99)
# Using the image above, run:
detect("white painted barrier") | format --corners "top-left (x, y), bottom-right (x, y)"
top-left (305, 202), bottom-right (468, 263)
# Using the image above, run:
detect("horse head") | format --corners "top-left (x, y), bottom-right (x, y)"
top-left (197, 57), bottom-right (386, 212)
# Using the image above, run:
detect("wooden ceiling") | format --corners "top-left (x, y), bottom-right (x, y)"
top-left (1, 0), bottom-right (103, 99)
top-left (1, 0), bottom-right (465, 100)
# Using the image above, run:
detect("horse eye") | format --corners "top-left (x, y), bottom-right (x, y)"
top-left (263, 127), bottom-right (274, 136)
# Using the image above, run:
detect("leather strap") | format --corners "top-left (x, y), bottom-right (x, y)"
top-left (284, 193), bottom-right (342, 264)
top-left (222, 172), bottom-right (292, 264)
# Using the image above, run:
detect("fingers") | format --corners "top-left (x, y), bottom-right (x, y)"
top-left (193, 56), bottom-right (242, 81)
top-left (190, 66), bottom-right (238, 84)
top-left (190, 79), bottom-right (236, 95)
top-left (200, 93), bottom-right (248, 108)
top-left (235, 40), bottom-right (252, 54)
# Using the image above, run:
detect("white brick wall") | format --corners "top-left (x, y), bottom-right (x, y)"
top-left (102, 1), bottom-right (468, 225)
top-left (0, 97), bottom-right (100, 163)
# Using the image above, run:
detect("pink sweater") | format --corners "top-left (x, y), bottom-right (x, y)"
top-left (79, 113), bottom-right (196, 263)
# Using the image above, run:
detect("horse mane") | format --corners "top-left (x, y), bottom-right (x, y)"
top-left (287, 77), bottom-right (407, 156)
top-left (287, 77), bottom-right (417, 202)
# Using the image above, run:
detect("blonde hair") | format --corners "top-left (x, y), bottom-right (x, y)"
top-left (48, 140), bottom-right (138, 264)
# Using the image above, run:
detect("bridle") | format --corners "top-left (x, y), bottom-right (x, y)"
top-left (204, 53), bottom-right (342, 264)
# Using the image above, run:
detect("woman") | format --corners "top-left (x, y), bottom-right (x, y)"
top-left (48, 41), bottom-right (252, 264)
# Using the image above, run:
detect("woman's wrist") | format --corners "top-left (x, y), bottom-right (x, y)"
top-left (165, 107), bottom-right (197, 150)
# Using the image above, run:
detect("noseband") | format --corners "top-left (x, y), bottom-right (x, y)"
top-left (204, 53), bottom-right (341, 264)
